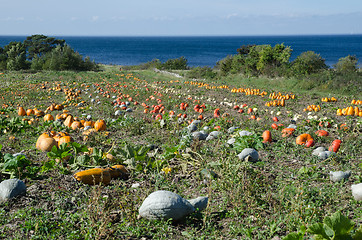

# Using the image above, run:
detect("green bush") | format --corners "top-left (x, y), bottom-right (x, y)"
top-left (333, 55), bottom-right (359, 73)
top-left (291, 51), bottom-right (328, 76)
top-left (0, 35), bottom-right (97, 71)
top-left (159, 56), bottom-right (188, 70)
top-left (185, 66), bottom-right (217, 79)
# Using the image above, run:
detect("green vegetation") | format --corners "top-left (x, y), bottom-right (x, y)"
top-left (0, 35), bottom-right (98, 71)
top-left (0, 69), bottom-right (360, 239)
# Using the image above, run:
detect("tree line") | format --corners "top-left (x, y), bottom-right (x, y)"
top-left (0, 35), bottom-right (98, 71)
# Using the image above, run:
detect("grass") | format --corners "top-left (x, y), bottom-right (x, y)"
top-left (0, 68), bottom-right (361, 239)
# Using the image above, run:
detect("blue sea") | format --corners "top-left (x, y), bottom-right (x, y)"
top-left (0, 35), bottom-right (361, 67)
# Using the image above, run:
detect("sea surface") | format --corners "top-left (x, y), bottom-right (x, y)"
top-left (1, 35), bottom-right (361, 67)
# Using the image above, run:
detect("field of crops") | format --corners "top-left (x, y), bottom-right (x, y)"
top-left (0, 68), bottom-right (361, 239)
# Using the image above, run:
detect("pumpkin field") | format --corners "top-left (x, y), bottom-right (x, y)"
top-left (0, 67), bottom-right (361, 239)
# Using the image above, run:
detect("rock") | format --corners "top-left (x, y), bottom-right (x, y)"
top-left (329, 171), bottom-right (351, 182)
top-left (0, 179), bottom-right (26, 201)
top-left (351, 183), bottom-right (362, 201)
top-left (237, 148), bottom-right (259, 162)
top-left (287, 124), bottom-right (297, 129)
top-left (139, 190), bottom-right (195, 221)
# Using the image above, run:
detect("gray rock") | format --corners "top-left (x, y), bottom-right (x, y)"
top-left (329, 171), bottom-right (351, 182)
top-left (0, 179), bottom-right (26, 201)
top-left (237, 148), bottom-right (259, 162)
top-left (287, 124), bottom-right (297, 129)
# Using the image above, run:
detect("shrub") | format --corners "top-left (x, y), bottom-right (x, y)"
top-left (291, 51), bottom-right (328, 76)
top-left (333, 55), bottom-right (359, 73)
top-left (159, 56), bottom-right (188, 70)
top-left (186, 66), bottom-right (217, 79)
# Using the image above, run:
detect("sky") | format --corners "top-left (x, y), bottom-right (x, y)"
top-left (1, 0), bottom-right (362, 36)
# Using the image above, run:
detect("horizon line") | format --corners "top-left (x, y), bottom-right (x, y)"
top-left (1, 33), bottom-right (362, 38)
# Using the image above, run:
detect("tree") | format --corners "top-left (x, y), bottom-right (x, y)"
top-left (0, 47), bottom-right (7, 70)
top-left (5, 42), bottom-right (29, 70)
top-left (333, 55), bottom-right (359, 73)
top-left (23, 34), bottom-right (65, 60)
top-left (291, 51), bottom-right (328, 75)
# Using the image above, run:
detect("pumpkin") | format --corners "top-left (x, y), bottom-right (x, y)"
top-left (36, 133), bottom-right (57, 152)
top-left (18, 107), bottom-right (26, 116)
top-left (71, 121), bottom-right (82, 130)
top-left (43, 114), bottom-right (54, 122)
top-left (94, 119), bottom-right (106, 131)
top-left (272, 117), bottom-right (279, 122)
top-left (58, 135), bottom-right (73, 147)
top-left (296, 133), bottom-right (314, 146)
top-left (105, 165), bottom-right (129, 179)
top-left (64, 115), bottom-right (73, 128)
top-left (271, 123), bottom-right (278, 130)
top-left (315, 130), bottom-right (329, 137)
top-left (262, 130), bottom-right (272, 143)
top-left (83, 120), bottom-right (94, 127)
top-left (26, 109), bottom-right (34, 116)
top-left (282, 128), bottom-right (295, 137)
top-left (329, 139), bottom-right (342, 153)
top-left (73, 168), bottom-right (111, 185)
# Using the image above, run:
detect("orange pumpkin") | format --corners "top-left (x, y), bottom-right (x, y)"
top-left (315, 130), bottom-right (329, 137)
top-left (18, 107), bottom-right (26, 116)
top-left (296, 133), bottom-right (314, 146)
top-left (43, 114), bottom-right (54, 122)
top-left (58, 135), bottom-right (73, 147)
top-left (262, 130), bottom-right (272, 143)
top-left (94, 119), bottom-right (106, 131)
top-left (282, 128), bottom-right (295, 137)
top-left (26, 109), bottom-right (34, 116)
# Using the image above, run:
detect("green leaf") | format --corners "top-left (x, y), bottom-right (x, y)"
top-left (283, 232), bottom-right (303, 240)
top-left (307, 223), bottom-right (331, 240)
top-left (323, 212), bottom-right (354, 239)
top-left (353, 225), bottom-right (362, 240)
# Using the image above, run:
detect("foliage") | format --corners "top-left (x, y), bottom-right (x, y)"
top-left (216, 44), bottom-right (292, 77)
top-left (232, 134), bottom-right (264, 152)
top-left (159, 56), bottom-right (188, 70)
top-left (333, 55), bottom-right (359, 74)
top-left (185, 66), bottom-right (217, 79)
top-left (0, 35), bottom-right (97, 71)
top-left (291, 51), bottom-right (328, 76)
top-left (0, 153), bottom-right (34, 178)
top-left (23, 34), bottom-right (65, 60)
top-left (284, 212), bottom-right (362, 240)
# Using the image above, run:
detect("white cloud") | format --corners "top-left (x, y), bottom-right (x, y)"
top-left (91, 16), bottom-right (99, 22)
